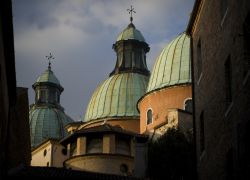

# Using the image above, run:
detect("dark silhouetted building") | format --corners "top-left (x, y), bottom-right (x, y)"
top-left (187, 0), bottom-right (250, 179)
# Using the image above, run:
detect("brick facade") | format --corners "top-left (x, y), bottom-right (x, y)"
top-left (187, 0), bottom-right (250, 179)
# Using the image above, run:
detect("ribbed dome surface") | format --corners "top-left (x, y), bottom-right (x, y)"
top-left (29, 106), bottom-right (73, 147)
top-left (147, 33), bottom-right (191, 93)
top-left (36, 69), bottom-right (60, 85)
top-left (84, 73), bottom-right (149, 122)
top-left (116, 23), bottom-right (145, 42)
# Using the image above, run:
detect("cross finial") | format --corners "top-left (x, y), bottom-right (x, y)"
top-left (127, 5), bottom-right (136, 23)
top-left (45, 52), bottom-right (55, 70)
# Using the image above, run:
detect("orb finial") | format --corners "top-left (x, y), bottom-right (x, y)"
top-left (127, 5), bottom-right (136, 23)
top-left (45, 52), bottom-right (55, 70)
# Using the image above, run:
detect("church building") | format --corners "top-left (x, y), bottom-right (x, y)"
top-left (29, 6), bottom-right (193, 178)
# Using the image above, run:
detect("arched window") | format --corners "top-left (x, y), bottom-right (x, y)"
top-left (147, 109), bottom-right (153, 125)
top-left (184, 99), bottom-right (193, 113)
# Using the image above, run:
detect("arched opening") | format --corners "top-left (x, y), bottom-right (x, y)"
top-left (184, 98), bottom-right (193, 113)
top-left (147, 109), bottom-right (153, 125)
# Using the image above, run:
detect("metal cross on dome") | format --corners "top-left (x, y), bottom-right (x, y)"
top-left (45, 52), bottom-right (55, 70)
top-left (127, 5), bottom-right (136, 23)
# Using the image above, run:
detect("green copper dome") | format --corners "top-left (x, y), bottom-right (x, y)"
top-left (147, 33), bottom-right (191, 93)
top-left (36, 69), bottom-right (60, 85)
top-left (29, 106), bottom-right (73, 148)
top-left (29, 66), bottom-right (73, 148)
top-left (84, 73), bottom-right (149, 122)
top-left (116, 23), bottom-right (145, 42)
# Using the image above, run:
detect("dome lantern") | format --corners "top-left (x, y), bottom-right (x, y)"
top-left (110, 6), bottom-right (150, 76)
top-left (29, 54), bottom-right (73, 148)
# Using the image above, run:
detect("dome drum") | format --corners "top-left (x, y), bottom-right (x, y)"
top-left (138, 32), bottom-right (192, 134)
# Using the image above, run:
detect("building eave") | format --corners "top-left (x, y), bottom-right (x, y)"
top-left (186, 0), bottom-right (203, 35)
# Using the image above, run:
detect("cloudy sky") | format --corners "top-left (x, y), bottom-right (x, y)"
top-left (12, 0), bottom-right (194, 121)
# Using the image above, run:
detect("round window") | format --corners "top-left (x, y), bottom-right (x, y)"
top-left (120, 164), bottom-right (128, 173)
top-left (62, 148), bottom-right (67, 155)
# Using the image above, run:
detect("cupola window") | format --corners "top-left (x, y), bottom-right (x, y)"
top-left (124, 50), bottom-right (132, 68)
top-left (116, 137), bottom-right (130, 155)
top-left (38, 89), bottom-right (47, 103)
top-left (47, 88), bottom-right (59, 104)
top-left (87, 137), bottom-right (102, 154)
top-left (48, 88), bottom-right (55, 103)
top-left (147, 109), bottom-right (153, 125)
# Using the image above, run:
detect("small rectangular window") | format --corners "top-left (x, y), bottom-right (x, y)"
top-left (39, 89), bottom-right (46, 103)
top-left (116, 136), bottom-right (130, 155)
top-left (197, 39), bottom-right (202, 78)
top-left (200, 111), bottom-right (205, 154)
top-left (243, 15), bottom-right (250, 77)
top-left (49, 89), bottom-right (56, 103)
top-left (87, 137), bottom-right (103, 154)
top-left (224, 56), bottom-right (232, 106)
top-left (124, 51), bottom-right (131, 68)
top-left (70, 141), bottom-right (77, 156)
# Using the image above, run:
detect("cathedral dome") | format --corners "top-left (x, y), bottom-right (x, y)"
top-left (84, 73), bottom-right (149, 122)
top-left (29, 106), bottom-right (74, 148)
top-left (147, 32), bottom-right (191, 93)
top-left (116, 23), bottom-right (145, 42)
top-left (29, 66), bottom-right (73, 148)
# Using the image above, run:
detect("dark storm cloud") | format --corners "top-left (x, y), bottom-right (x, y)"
top-left (12, 0), bottom-right (61, 31)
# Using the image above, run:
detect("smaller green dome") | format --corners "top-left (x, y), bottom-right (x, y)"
top-left (36, 69), bottom-right (60, 85)
top-left (147, 33), bottom-right (191, 93)
top-left (116, 23), bottom-right (145, 42)
top-left (29, 106), bottom-right (74, 147)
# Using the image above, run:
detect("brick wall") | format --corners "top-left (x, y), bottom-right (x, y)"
top-left (191, 0), bottom-right (250, 179)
